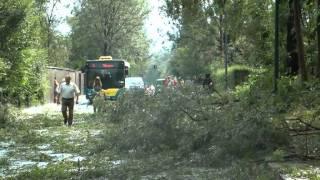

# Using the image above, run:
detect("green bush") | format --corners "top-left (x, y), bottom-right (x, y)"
top-left (0, 104), bottom-right (9, 127)
top-left (12, 163), bottom-right (73, 179)
top-left (0, 105), bottom-right (16, 128)
top-left (0, 157), bottom-right (10, 167)
top-left (213, 65), bottom-right (263, 91)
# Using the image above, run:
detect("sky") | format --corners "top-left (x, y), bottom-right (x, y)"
top-left (52, 0), bottom-right (174, 54)
top-left (51, 0), bottom-right (75, 34)
top-left (144, 0), bottom-right (175, 54)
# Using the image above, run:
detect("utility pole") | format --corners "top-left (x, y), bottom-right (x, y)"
top-left (274, 0), bottom-right (280, 93)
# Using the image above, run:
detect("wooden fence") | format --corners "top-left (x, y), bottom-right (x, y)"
top-left (46, 67), bottom-right (84, 103)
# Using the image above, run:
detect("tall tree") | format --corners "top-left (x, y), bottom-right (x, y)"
top-left (0, 0), bottom-right (48, 105)
top-left (317, 0), bottom-right (320, 77)
top-left (69, 0), bottom-right (149, 70)
top-left (44, 0), bottom-right (60, 49)
top-left (164, 0), bottom-right (219, 77)
top-left (164, 0), bottom-right (275, 77)
top-left (73, 0), bottom-right (147, 55)
top-left (293, 0), bottom-right (307, 81)
top-left (287, 0), bottom-right (299, 76)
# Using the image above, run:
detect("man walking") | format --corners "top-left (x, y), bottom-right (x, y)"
top-left (57, 75), bottom-right (80, 126)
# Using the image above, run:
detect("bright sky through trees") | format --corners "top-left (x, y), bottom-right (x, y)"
top-left (145, 0), bottom-right (175, 54)
top-left (52, 0), bottom-right (75, 34)
top-left (52, 0), bottom-right (174, 54)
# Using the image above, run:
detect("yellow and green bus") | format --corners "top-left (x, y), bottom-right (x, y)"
top-left (84, 56), bottom-right (129, 102)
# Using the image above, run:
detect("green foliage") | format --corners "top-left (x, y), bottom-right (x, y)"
top-left (163, 0), bottom-right (318, 82)
top-left (94, 83), bottom-right (288, 165)
top-left (49, 35), bottom-right (72, 67)
top-left (0, 105), bottom-right (18, 128)
top-left (144, 52), bottom-right (171, 84)
top-left (0, 58), bottom-right (9, 80)
top-left (102, 90), bottom-right (194, 152)
top-left (271, 149), bottom-right (285, 162)
top-left (214, 65), bottom-right (266, 91)
top-left (0, 0), bottom-right (48, 106)
top-left (0, 157), bottom-right (10, 167)
top-left (0, 105), bottom-right (9, 127)
top-left (69, 0), bottom-right (150, 74)
top-left (231, 71), bottom-right (320, 159)
top-left (164, 0), bottom-right (274, 77)
top-left (12, 163), bottom-right (73, 179)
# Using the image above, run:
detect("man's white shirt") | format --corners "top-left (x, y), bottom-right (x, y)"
top-left (58, 82), bottom-right (80, 99)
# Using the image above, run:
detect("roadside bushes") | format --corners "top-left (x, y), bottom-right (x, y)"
top-left (213, 65), bottom-right (261, 91)
top-left (0, 104), bottom-right (16, 128)
top-left (275, 78), bottom-right (320, 158)
top-left (0, 104), bottom-right (9, 127)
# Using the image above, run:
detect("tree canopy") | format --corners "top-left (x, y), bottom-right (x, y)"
top-left (0, 0), bottom-right (48, 104)
top-left (69, 0), bottom-right (150, 73)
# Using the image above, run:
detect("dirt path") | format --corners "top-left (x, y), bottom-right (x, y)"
top-left (0, 96), bottom-right (104, 178)
top-left (22, 95), bottom-right (94, 115)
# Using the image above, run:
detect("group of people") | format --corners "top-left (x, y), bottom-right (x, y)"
top-left (164, 75), bottom-right (185, 88)
top-left (53, 75), bottom-right (80, 127)
top-left (163, 74), bottom-right (214, 90)
top-left (145, 84), bottom-right (155, 96)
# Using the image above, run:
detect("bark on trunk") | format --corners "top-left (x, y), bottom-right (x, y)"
top-left (103, 27), bottom-right (107, 55)
top-left (286, 0), bottom-right (299, 75)
top-left (103, 26), bottom-right (111, 56)
top-left (219, 14), bottom-right (223, 58)
top-left (317, 0), bottom-right (320, 77)
top-left (293, 0), bottom-right (307, 81)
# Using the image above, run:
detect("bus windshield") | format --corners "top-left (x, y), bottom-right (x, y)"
top-left (86, 61), bottom-right (125, 89)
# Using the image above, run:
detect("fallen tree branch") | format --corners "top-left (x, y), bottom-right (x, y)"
top-left (179, 107), bottom-right (208, 122)
top-left (285, 117), bottom-right (320, 131)
top-left (290, 130), bottom-right (320, 136)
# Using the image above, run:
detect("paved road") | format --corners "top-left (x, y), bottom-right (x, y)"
top-left (22, 95), bottom-right (93, 115)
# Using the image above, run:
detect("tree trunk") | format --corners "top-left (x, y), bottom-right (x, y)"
top-left (317, 0), bottom-right (320, 78)
top-left (274, 0), bottom-right (280, 92)
top-left (103, 27), bottom-right (109, 56)
top-left (287, 0), bottom-right (299, 76)
top-left (222, 0), bottom-right (227, 89)
top-left (103, 41), bottom-right (108, 56)
top-left (293, 0), bottom-right (307, 81)
top-left (103, 26), bottom-right (107, 55)
top-left (219, 14), bottom-right (223, 58)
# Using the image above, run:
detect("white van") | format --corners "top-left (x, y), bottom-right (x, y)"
top-left (125, 77), bottom-right (144, 90)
